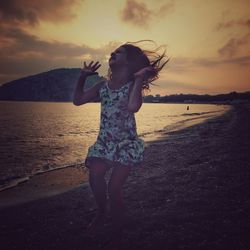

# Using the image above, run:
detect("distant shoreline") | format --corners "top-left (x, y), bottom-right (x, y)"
top-left (0, 99), bottom-right (243, 105)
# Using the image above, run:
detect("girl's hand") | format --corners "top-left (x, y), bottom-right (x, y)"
top-left (134, 66), bottom-right (156, 82)
top-left (80, 61), bottom-right (101, 78)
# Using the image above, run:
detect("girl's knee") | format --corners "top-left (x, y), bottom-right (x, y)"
top-left (89, 159), bottom-right (108, 178)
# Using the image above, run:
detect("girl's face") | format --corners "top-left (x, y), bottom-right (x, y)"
top-left (109, 46), bottom-right (128, 68)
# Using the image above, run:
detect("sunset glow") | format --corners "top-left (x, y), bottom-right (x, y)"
top-left (0, 0), bottom-right (249, 95)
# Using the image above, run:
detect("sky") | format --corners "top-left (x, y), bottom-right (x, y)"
top-left (0, 0), bottom-right (249, 95)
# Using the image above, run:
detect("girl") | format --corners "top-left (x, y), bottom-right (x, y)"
top-left (73, 41), bottom-right (168, 248)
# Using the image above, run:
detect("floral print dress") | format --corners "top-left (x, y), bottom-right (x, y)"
top-left (85, 80), bottom-right (145, 168)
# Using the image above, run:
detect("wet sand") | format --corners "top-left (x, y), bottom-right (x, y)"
top-left (0, 104), bottom-right (250, 250)
top-left (0, 165), bottom-right (88, 208)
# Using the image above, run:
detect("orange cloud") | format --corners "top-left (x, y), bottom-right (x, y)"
top-left (215, 18), bottom-right (250, 31)
top-left (120, 0), bottom-right (174, 28)
top-left (167, 55), bottom-right (250, 76)
top-left (218, 33), bottom-right (250, 58)
top-left (0, 26), bottom-right (95, 56)
top-left (120, 0), bottom-right (151, 27)
top-left (0, 0), bottom-right (82, 26)
top-left (157, 1), bottom-right (175, 16)
top-left (0, 25), bottom-right (122, 84)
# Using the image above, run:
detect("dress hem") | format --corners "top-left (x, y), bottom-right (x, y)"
top-left (85, 156), bottom-right (143, 169)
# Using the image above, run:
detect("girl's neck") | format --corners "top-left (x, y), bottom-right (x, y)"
top-left (110, 69), bottom-right (131, 87)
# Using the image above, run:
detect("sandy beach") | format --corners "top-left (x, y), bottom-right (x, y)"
top-left (1, 103), bottom-right (250, 250)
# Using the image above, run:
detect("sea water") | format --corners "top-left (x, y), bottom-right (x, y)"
top-left (0, 101), bottom-right (230, 191)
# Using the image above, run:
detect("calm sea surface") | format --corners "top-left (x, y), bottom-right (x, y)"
top-left (0, 101), bottom-right (230, 191)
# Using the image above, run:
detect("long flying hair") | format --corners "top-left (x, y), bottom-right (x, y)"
top-left (108, 40), bottom-right (170, 91)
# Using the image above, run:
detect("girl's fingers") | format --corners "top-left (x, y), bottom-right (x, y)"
top-left (82, 61), bottom-right (101, 73)
top-left (92, 62), bottom-right (101, 72)
top-left (92, 61), bottom-right (99, 67)
top-left (92, 61), bottom-right (100, 70)
top-left (94, 63), bottom-right (101, 71)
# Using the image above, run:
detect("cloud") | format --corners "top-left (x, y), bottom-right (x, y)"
top-left (120, 0), bottom-right (174, 28)
top-left (193, 56), bottom-right (250, 67)
top-left (120, 0), bottom-right (152, 27)
top-left (0, 25), bottom-right (123, 59)
top-left (166, 56), bottom-right (225, 74)
top-left (0, 25), bottom-right (123, 84)
top-left (157, 54), bottom-right (250, 94)
top-left (0, 26), bottom-right (95, 58)
top-left (158, 79), bottom-right (206, 90)
top-left (0, 0), bottom-right (82, 26)
top-left (167, 54), bottom-right (250, 75)
top-left (152, 77), bottom-right (209, 95)
top-left (215, 18), bottom-right (250, 31)
top-left (157, 1), bottom-right (175, 16)
top-left (218, 33), bottom-right (250, 58)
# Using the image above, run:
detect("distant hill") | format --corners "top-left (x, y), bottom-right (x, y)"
top-left (0, 68), bottom-right (105, 102)
top-left (0, 69), bottom-right (249, 103)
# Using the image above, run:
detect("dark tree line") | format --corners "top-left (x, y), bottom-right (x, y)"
top-left (143, 91), bottom-right (250, 103)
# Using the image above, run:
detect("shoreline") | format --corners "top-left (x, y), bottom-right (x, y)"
top-left (0, 103), bottom-right (228, 195)
top-left (0, 162), bottom-right (86, 193)
top-left (0, 106), bottom-right (230, 209)
top-left (0, 165), bottom-right (89, 209)
top-left (1, 103), bottom-right (250, 249)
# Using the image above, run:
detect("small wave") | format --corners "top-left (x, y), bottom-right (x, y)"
top-left (0, 162), bottom-right (85, 193)
top-left (181, 111), bottom-right (219, 116)
top-left (163, 111), bottom-right (224, 134)
top-left (68, 131), bottom-right (80, 135)
top-left (37, 162), bottom-right (85, 175)
top-left (140, 110), bottom-right (225, 141)
top-left (0, 176), bottom-right (30, 192)
top-left (140, 113), bottom-right (218, 137)
top-left (163, 111), bottom-right (219, 118)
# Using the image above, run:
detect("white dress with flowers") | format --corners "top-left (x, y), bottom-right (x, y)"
top-left (85, 80), bottom-right (145, 168)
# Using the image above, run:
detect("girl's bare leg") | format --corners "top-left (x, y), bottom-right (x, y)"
top-left (106, 164), bottom-right (130, 248)
top-left (87, 158), bottom-right (109, 235)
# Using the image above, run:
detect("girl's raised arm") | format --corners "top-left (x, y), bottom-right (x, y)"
top-left (128, 66), bottom-right (156, 112)
top-left (73, 61), bottom-right (103, 106)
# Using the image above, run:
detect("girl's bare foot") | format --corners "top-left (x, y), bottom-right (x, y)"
top-left (86, 213), bottom-right (106, 238)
